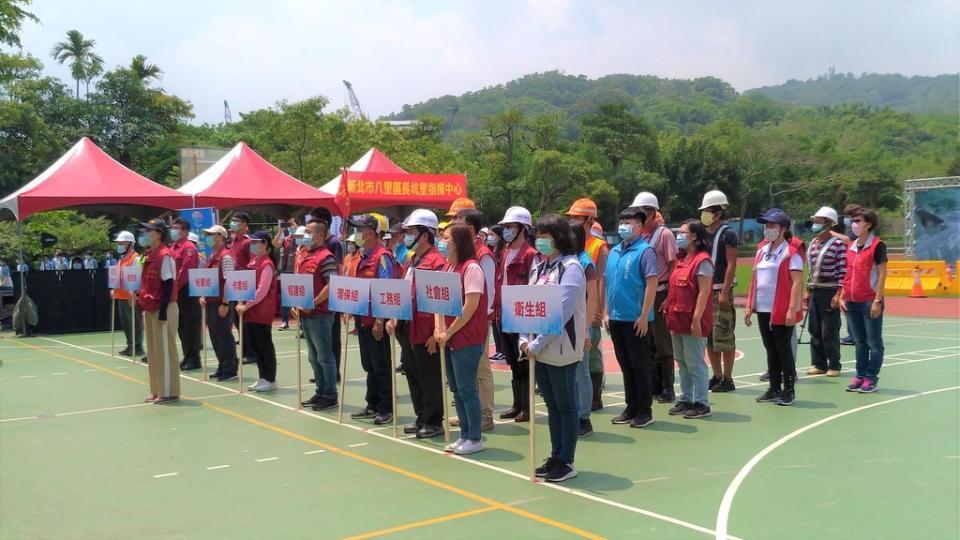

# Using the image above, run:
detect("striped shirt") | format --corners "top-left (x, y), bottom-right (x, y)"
top-left (806, 235), bottom-right (847, 286)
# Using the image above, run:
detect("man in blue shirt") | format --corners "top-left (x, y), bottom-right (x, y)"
top-left (603, 207), bottom-right (659, 428)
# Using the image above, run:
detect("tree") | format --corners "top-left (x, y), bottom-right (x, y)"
top-left (581, 103), bottom-right (661, 173)
top-left (130, 54), bottom-right (162, 84)
top-left (0, 0), bottom-right (37, 48)
top-left (50, 29), bottom-right (102, 98)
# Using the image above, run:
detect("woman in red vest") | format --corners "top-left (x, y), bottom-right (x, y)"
top-left (236, 231), bottom-right (279, 392)
top-left (138, 219), bottom-right (180, 404)
top-left (745, 208), bottom-right (804, 406)
top-left (434, 223), bottom-right (488, 455)
top-left (198, 225), bottom-right (237, 382)
top-left (663, 220), bottom-right (714, 419)
top-left (840, 208), bottom-right (888, 394)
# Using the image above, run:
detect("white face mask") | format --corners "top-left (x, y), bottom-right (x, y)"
top-left (763, 227), bottom-right (780, 242)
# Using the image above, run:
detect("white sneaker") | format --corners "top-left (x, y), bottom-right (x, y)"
top-left (248, 378), bottom-right (265, 391)
top-left (444, 438), bottom-right (466, 452)
top-left (454, 439), bottom-right (484, 455)
top-left (253, 380), bottom-right (277, 392)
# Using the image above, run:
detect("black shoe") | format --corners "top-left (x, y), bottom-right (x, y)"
top-left (658, 391), bottom-right (676, 404)
top-left (403, 422), bottom-right (419, 434)
top-left (499, 407), bottom-right (521, 419)
top-left (630, 415), bottom-right (655, 428)
top-left (118, 348), bottom-right (132, 356)
top-left (683, 403), bottom-right (712, 419)
top-left (535, 457), bottom-right (560, 478)
top-left (777, 390), bottom-right (795, 406)
top-left (578, 419), bottom-right (594, 438)
top-left (133, 350), bottom-right (145, 357)
top-left (668, 401), bottom-right (692, 416)
top-left (611, 412), bottom-right (632, 425)
top-left (416, 425), bottom-right (443, 439)
top-left (180, 362), bottom-right (201, 371)
top-left (301, 395), bottom-right (322, 407)
top-left (514, 411), bottom-right (530, 423)
top-left (545, 462), bottom-right (577, 483)
top-left (708, 376), bottom-right (721, 390)
top-left (759, 371), bottom-right (770, 382)
top-left (713, 378), bottom-right (735, 392)
top-left (140, 356), bottom-right (149, 364)
top-left (241, 356), bottom-right (257, 365)
top-left (310, 398), bottom-right (338, 411)
top-left (756, 388), bottom-right (782, 403)
top-left (209, 370), bottom-right (222, 380)
top-left (218, 373), bottom-right (238, 382)
top-left (351, 407), bottom-right (377, 419)
top-left (309, 378), bottom-right (316, 383)
top-left (373, 412), bottom-right (393, 425)
top-left (840, 335), bottom-right (854, 346)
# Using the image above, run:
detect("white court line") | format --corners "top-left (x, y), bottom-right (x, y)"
top-left (303, 449), bottom-right (325, 455)
top-left (255, 457), bottom-right (279, 462)
top-left (206, 464), bottom-right (230, 470)
top-left (153, 472), bottom-right (178, 478)
top-left (52, 372), bottom-right (67, 375)
top-left (348, 442), bottom-right (368, 448)
top-left (714, 385), bottom-right (960, 540)
top-left (633, 477), bottom-right (670, 484)
top-left (884, 333), bottom-right (959, 341)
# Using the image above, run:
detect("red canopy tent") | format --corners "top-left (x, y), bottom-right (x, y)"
top-left (318, 148), bottom-right (467, 215)
top-left (0, 137), bottom-right (193, 221)
top-left (178, 142), bottom-right (336, 216)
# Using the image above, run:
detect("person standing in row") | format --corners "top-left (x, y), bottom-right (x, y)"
top-left (633, 191), bottom-right (678, 403)
top-left (841, 208), bottom-right (888, 394)
top-left (236, 231), bottom-right (279, 392)
top-left (199, 225), bottom-right (237, 382)
top-left (275, 218), bottom-right (299, 331)
top-left (436, 223), bottom-right (487, 455)
top-left (486, 224), bottom-right (507, 362)
top-left (138, 220), bottom-right (180, 404)
top-left (296, 218), bottom-right (339, 410)
top-left (839, 203), bottom-right (864, 346)
top-left (570, 224), bottom-right (598, 437)
top-left (495, 206), bottom-right (539, 423)
top-left (388, 209), bottom-right (446, 439)
top-left (700, 190), bottom-right (739, 393)
top-left (349, 215), bottom-right (397, 425)
top-left (604, 206), bottom-right (659, 428)
top-left (103, 250), bottom-right (117, 267)
top-left (804, 207), bottom-right (847, 377)
top-left (112, 231), bottom-right (144, 358)
top-left (170, 218), bottom-right (202, 371)
top-left (665, 220), bottom-right (714, 419)
top-left (746, 208), bottom-right (803, 406)
top-left (82, 252), bottom-right (98, 270)
top-left (306, 207), bottom-right (344, 377)
top-left (523, 215), bottom-right (587, 482)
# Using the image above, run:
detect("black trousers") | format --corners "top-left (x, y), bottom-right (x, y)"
top-left (357, 324), bottom-right (393, 414)
top-left (116, 299), bottom-right (143, 353)
top-left (757, 312), bottom-right (797, 391)
top-left (244, 321), bottom-right (277, 382)
top-left (332, 314), bottom-right (342, 373)
top-left (500, 326), bottom-right (529, 412)
top-left (177, 294), bottom-right (202, 363)
top-left (491, 319), bottom-right (505, 356)
top-left (807, 287), bottom-right (842, 371)
top-left (650, 288), bottom-right (675, 396)
top-left (397, 323), bottom-right (420, 420)
top-left (398, 322), bottom-right (443, 427)
top-left (205, 303), bottom-right (237, 376)
top-left (608, 320), bottom-right (653, 419)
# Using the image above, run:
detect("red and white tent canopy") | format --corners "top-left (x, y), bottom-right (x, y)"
top-left (179, 142), bottom-right (336, 216)
top-left (0, 137), bottom-right (193, 221)
top-left (319, 148), bottom-right (467, 214)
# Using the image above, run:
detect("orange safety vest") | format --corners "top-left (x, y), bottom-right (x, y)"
top-left (111, 250), bottom-right (139, 300)
top-left (585, 236), bottom-right (605, 265)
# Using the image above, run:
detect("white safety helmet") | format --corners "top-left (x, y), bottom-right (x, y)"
top-left (187, 232), bottom-right (200, 244)
top-left (293, 226), bottom-right (307, 237)
top-left (632, 191), bottom-right (660, 209)
top-left (402, 209), bottom-right (439, 231)
top-left (699, 190), bottom-right (729, 210)
top-left (114, 231), bottom-right (135, 243)
top-left (810, 206), bottom-right (839, 224)
top-left (499, 206), bottom-right (533, 227)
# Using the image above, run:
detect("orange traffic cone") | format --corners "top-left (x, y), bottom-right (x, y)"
top-left (910, 265), bottom-right (926, 298)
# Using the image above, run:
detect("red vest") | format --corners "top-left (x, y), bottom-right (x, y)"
top-left (445, 259), bottom-right (488, 351)
top-left (230, 233), bottom-right (251, 271)
top-left (474, 239), bottom-right (496, 321)
top-left (748, 242), bottom-right (803, 325)
top-left (355, 243), bottom-right (397, 327)
top-left (245, 255), bottom-right (278, 325)
top-left (296, 245), bottom-right (335, 317)
top-left (406, 247), bottom-right (447, 344)
top-left (138, 244), bottom-right (178, 313)
top-left (205, 247), bottom-right (228, 303)
top-left (665, 251), bottom-right (713, 336)
top-left (494, 242), bottom-right (538, 321)
top-left (843, 235), bottom-right (882, 303)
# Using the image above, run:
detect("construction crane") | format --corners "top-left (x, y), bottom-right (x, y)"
top-left (342, 80), bottom-right (365, 121)
top-left (223, 100), bottom-right (232, 124)
top-left (443, 104), bottom-right (459, 136)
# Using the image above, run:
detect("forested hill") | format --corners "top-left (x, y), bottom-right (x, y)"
top-left (746, 72), bottom-right (958, 115)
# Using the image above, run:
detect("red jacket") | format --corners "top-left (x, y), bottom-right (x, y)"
top-left (445, 259), bottom-right (488, 351)
top-left (665, 251), bottom-right (713, 336)
top-left (748, 242), bottom-right (803, 325)
top-left (405, 247), bottom-right (447, 345)
top-left (205, 247), bottom-right (229, 304)
top-left (494, 242), bottom-right (538, 322)
top-left (138, 244), bottom-right (178, 313)
top-left (296, 245), bottom-right (335, 317)
top-left (843, 235), bottom-right (883, 303)
top-left (245, 255), bottom-right (278, 325)
top-left (171, 237), bottom-right (199, 294)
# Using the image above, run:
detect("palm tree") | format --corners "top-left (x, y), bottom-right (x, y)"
top-left (50, 30), bottom-right (103, 98)
top-left (130, 54), bottom-right (163, 84)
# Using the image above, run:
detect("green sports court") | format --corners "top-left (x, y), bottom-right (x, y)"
top-left (1, 311), bottom-right (957, 540)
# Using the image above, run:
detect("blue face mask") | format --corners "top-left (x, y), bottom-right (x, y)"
top-left (250, 243), bottom-right (262, 256)
top-left (811, 223), bottom-right (825, 233)
top-left (229, 220), bottom-right (241, 232)
top-left (617, 223), bottom-right (634, 240)
top-left (169, 229), bottom-right (181, 242)
top-left (138, 235), bottom-right (150, 248)
top-left (502, 227), bottom-right (516, 243)
top-left (301, 234), bottom-right (313, 248)
top-left (676, 234), bottom-right (689, 250)
top-left (404, 233), bottom-right (418, 249)
top-left (843, 217), bottom-right (852, 227)
top-left (437, 240), bottom-right (450, 258)
top-left (116, 244), bottom-right (127, 254)
top-left (485, 236), bottom-right (496, 247)
top-left (535, 237), bottom-right (555, 257)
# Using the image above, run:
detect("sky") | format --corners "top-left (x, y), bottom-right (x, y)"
top-left (17, 0), bottom-right (960, 124)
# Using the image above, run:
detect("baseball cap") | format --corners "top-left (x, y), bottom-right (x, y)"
top-left (203, 225), bottom-right (229, 238)
top-left (244, 230), bottom-right (272, 244)
top-left (348, 214), bottom-right (380, 232)
top-left (757, 208), bottom-right (791, 226)
top-left (232, 211), bottom-right (250, 223)
top-left (140, 219), bottom-right (168, 232)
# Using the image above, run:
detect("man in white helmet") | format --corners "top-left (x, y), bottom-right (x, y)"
top-left (803, 206), bottom-right (847, 377)
top-left (633, 191), bottom-right (678, 403)
top-left (699, 190), bottom-right (739, 392)
top-left (112, 230), bottom-right (144, 357)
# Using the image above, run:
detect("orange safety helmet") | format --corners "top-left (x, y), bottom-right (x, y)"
top-left (565, 198), bottom-right (598, 219)
top-left (446, 197), bottom-right (475, 217)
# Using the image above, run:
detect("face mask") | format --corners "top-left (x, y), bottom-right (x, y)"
top-left (72, 262), bottom-right (82, 270)
top-left (843, 217), bottom-right (852, 227)
top-left (535, 238), bottom-right (555, 257)
top-left (676, 234), bottom-right (689, 250)
top-left (138, 235), bottom-right (150, 248)
top-left (404, 233), bottom-right (418, 249)
top-left (437, 240), bottom-right (450, 258)
top-left (763, 227), bottom-right (780, 242)
top-left (811, 223), bottom-right (825, 233)
top-left (617, 223), bottom-right (634, 240)
top-left (347, 244), bottom-right (356, 254)
top-left (700, 210), bottom-right (715, 227)
top-left (116, 244), bottom-right (127, 254)
top-left (851, 221), bottom-right (865, 237)
top-left (485, 236), bottom-right (496, 247)
top-left (169, 229), bottom-right (181, 242)
top-left (301, 234), bottom-right (314, 248)
top-left (502, 227), bottom-right (516, 243)
top-left (250, 243), bottom-right (262, 256)
top-left (229, 220), bottom-right (241, 232)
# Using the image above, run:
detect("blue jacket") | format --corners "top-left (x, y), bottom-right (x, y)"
top-left (605, 236), bottom-right (655, 322)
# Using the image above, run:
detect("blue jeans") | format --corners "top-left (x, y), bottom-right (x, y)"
top-left (301, 313), bottom-right (337, 399)
top-left (446, 344), bottom-right (483, 441)
top-left (671, 334), bottom-right (709, 406)
top-left (536, 361), bottom-right (579, 465)
top-left (576, 325), bottom-right (598, 419)
top-left (845, 301), bottom-right (884, 381)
